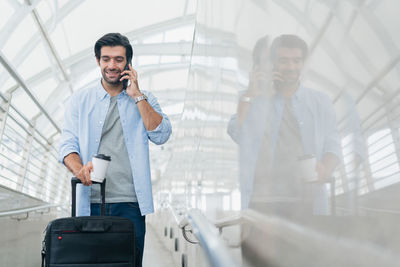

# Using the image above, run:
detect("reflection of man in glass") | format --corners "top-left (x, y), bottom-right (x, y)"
top-left (229, 34), bottom-right (341, 217)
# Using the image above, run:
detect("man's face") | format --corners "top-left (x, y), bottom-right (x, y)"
top-left (97, 46), bottom-right (127, 85)
top-left (273, 47), bottom-right (304, 85)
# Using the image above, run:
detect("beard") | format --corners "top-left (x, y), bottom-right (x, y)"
top-left (101, 68), bottom-right (122, 85)
top-left (281, 71), bottom-right (300, 85)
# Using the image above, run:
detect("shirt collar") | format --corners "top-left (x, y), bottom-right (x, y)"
top-left (293, 83), bottom-right (305, 100)
top-left (96, 79), bottom-right (128, 100)
top-left (275, 83), bottom-right (305, 101)
top-left (96, 79), bottom-right (108, 100)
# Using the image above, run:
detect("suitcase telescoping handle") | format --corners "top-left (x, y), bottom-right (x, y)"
top-left (71, 177), bottom-right (106, 217)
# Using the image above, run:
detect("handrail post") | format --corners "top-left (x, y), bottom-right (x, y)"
top-left (186, 209), bottom-right (239, 267)
top-left (0, 92), bottom-right (11, 143)
top-left (37, 141), bottom-right (52, 198)
top-left (17, 122), bottom-right (36, 192)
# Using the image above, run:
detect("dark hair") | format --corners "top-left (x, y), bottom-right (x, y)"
top-left (94, 33), bottom-right (133, 63)
top-left (270, 34), bottom-right (308, 62)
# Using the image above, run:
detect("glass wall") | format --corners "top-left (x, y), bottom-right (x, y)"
top-left (159, 0), bottom-right (400, 266)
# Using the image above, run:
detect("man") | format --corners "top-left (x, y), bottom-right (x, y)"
top-left (59, 32), bottom-right (172, 265)
top-left (229, 34), bottom-right (341, 217)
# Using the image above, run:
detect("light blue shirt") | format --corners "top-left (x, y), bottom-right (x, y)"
top-left (59, 80), bottom-right (172, 216)
top-left (228, 85), bottom-right (341, 210)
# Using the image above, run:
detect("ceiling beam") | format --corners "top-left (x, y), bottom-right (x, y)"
top-left (0, 51), bottom-right (61, 133)
top-left (26, 0), bottom-right (73, 94)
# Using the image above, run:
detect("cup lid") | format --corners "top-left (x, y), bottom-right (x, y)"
top-left (94, 154), bottom-right (111, 161)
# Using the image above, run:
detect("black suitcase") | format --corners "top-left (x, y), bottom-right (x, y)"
top-left (41, 177), bottom-right (138, 267)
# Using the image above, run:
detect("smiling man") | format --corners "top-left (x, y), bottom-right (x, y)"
top-left (229, 34), bottom-right (341, 218)
top-left (59, 33), bottom-right (172, 266)
top-left (253, 35), bottom-right (341, 215)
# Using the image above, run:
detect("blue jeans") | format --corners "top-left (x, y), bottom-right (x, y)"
top-left (91, 202), bottom-right (146, 267)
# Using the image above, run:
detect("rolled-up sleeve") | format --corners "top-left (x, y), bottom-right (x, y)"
top-left (59, 94), bottom-right (81, 164)
top-left (145, 91), bottom-right (172, 145)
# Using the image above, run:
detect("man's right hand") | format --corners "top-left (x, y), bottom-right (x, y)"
top-left (271, 70), bottom-right (285, 89)
top-left (76, 161), bottom-right (93, 186)
top-left (248, 66), bottom-right (271, 95)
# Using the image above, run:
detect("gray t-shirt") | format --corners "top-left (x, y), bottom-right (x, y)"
top-left (252, 98), bottom-right (304, 201)
top-left (91, 95), bottom-right (137, 203)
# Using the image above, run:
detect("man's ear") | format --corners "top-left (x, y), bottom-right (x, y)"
top-left (96, 57), bottom-right (100, 66)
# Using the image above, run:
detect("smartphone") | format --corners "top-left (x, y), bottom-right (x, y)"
top-left (272, 68), bottom-right (283, 89)
top-left (122, 61), bottom-right (131, 90)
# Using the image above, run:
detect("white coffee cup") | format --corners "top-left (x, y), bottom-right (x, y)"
top-left (90, 154), bottom-right (111, 183)
top-left (297, 154), bottom-right (318, 182)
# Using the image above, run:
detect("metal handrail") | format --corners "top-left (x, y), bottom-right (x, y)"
top-left (166, 204), bottom-right (239, 266)
top-left (0, 204), bottom-right (62, 218)
top-left (168, 203), bottom-right (188, 228)
top-left (186, 209), bottom-right (239, 267)
top-left (168, 203), bottom-right (197, 244)
top-left (214, 209), bottom-right (400, 266)
top-left (214, 213), bottom-right (242, 233)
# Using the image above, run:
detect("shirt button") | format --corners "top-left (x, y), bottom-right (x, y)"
top-left (99, 121), bottom-right (102, 124)
top-left (96, 139), bottom-right (99, 143)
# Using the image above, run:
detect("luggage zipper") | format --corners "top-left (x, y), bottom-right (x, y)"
top-left (41, 240), bottom-right (46, 267)
top-left (41, 240), bottom-right (46, 253)
top-left (57, 230), bottom-right (79, 240)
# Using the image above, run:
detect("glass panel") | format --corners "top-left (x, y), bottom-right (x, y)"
top-left (150, 69), bottom-right (189, 90)
top-left (157, 1), bottom-right (400, 266)
top-left (350, 16), bottom-right (390, 72)
top-left (35, 0), bottom-right (55, 22)
top-left (30, 77), bottom-right (58, 103)
top-left (2, 14), bottom-right (36, 60)
top-left (160, 55), bottom-right (183, 63)
top-left (137, 55), bottom-right (160, 65)
top-left (0, 1), bottom-right (14, 30)
top-left (367, 129), bottom-right (400, 186)
top-left (374, 1), bottom-right (400, 48)
top-left (11, 91), bottom-right (40, 120)
top-left (0, 115), bottom-right (28, 189)
top-left (142, 33), bottom-right (164, 44)
top-left (18, 42), bottom-right (51, 81)
top-left (165, 25), bottom-right (195, 42)
top-left (49, 21), bottom-right (73, 60)
top-left (0, 66), bottom-right (15, 93)
top-left (58, 0), bottom-right (188, 55)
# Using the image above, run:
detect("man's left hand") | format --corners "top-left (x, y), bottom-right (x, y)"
top-left (120, 63), bottom-right (143, 98)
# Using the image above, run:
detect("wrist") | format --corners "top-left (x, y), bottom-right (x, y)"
top-left (73, 164), bottom-right (84, 177)
top-left (134, 94), bottom-right (147, 104)
top-left (131, 91), bottom-right (143, 98)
